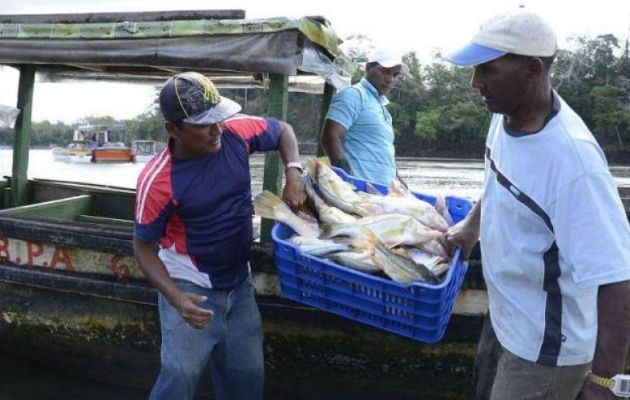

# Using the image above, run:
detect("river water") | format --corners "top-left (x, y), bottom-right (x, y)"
top-left (1, 148), bottom-right (630, 398)
top-left (2, 149), bottom-right (630, 200)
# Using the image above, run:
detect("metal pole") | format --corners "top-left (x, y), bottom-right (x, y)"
top-left (316, 83), bottom-right (335, 157)
top-left (260, 74), bottom-right (288, 242)
top-left (11, 65), bottom-right (35, 207)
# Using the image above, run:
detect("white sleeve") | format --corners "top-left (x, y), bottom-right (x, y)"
top-left (550, 172), bottom-right (630, 288)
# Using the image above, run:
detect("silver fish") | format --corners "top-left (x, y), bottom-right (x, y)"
top-left (321, 214), bottom-right (443, 249)
top-left (253, 191), bottom-right (320, 238)
top-left (304, 178), bottom-right (356, 224)
top-left (289, 235), bottom-right (351, 256)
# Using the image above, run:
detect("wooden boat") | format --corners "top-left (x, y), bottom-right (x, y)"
top-left (52, 124), bottom-right (134, 163)
top-left (51, 125), bottom-right (98, 163)
top-left (1, 9), bottom-right (485, 400)
top-left (89, 125), bottom-right (134, 163)
top-left (8, 8), bottom-right (619, 399)
top-left (51, 140), bottom-right (92, 163)
top-left (92, 143), bottom-right (134, 163)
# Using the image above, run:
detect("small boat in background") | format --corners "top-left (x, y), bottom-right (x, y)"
top-left (52, 125), bottom-right (98, 162)
top-left (52, 124), bottom-right (134, 163)
top-left (90, 125), bottom-right (134, 163)
top-left (52, 140), bottom-right (92, 162)
top-left (131, 140), bottom-right (165, 163)
top-left (92, 142), bottom-right (134, 163)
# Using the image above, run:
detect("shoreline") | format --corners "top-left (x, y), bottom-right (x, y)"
top-left (2, 146), bottom-right (629, 167)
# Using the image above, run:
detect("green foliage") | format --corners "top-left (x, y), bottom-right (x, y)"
top-left (415, 109), bottom-right (441, 140)
top-left (590, 85), bottom-right (630, 147)
top-left (1, 33), bottom-right (629, 159)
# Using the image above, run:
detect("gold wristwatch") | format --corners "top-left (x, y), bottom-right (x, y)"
top-left (588, 372), bottom-right (630, 397)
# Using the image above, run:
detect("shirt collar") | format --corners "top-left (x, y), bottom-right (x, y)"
top-left (360, 78), bottom-right (390, 105)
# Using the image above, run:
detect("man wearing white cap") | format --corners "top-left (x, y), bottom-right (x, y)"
top-left (321, 48), bottom-right (407, 184)
top-left (444, 9), bottom-right (630, 400)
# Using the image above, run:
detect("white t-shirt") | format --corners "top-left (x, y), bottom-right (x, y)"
top-left (481, 93), bottom-right (630, 366)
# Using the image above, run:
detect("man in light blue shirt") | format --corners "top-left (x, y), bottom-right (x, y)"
top-left (321, 49), bottom-right (407, 185)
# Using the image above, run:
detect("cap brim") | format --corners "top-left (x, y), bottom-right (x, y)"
top-left (445, 43), bottom-right (506, 66)
top-left (182, 96), bottom-right (242, 125)
top-left (375, 59), bottom-right (409, 75)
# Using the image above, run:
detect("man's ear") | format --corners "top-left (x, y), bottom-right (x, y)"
top-left (528, 57), bottom-right (544, 78)
top-left (165, 121), bottom-right (179, 138)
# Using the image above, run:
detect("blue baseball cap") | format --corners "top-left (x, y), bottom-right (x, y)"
top-left (445, 9), bottom-right (557, 66)
top-left (159, 72), bottom-right (241, 124)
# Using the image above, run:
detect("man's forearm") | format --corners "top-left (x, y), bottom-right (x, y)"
top-left (581, 280), bottom-right (630, 398)
top-left (133, 238), bottom-right (181, 304)
top-left (321, 119), bottom-right (351, 173)
top-left (332, 157), bottom-right (352, 174)
top-left (277, 121), bottom-right (300, 165)
top-left (592, 280), bottom-right (630, 376)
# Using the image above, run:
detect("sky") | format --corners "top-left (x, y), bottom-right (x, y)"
top-left (0, 0), bottom-right (629, 124)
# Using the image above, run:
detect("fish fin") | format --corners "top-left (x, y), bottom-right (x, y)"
top-left (317, 156), bottom-right (332, 166)
top-left (319, 222), bottom-right (332, 238)
top-left (364, 182), bottom-right (383, 195)
top-left (388, 179), bottom-right (409, 196)
top-left (297, 210), bottom-right (318, 224)
top-left (303, 158), bottom-right (318, 180)
top-left (253, 190), bottom-right (288, 219)
top-left (434, 194), bottom-right (455, 226)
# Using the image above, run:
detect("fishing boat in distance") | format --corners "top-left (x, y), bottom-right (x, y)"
top-left (51, 125), bottom-right (95, 163)
top-left (52, 124), bottom-right (134, 163)
top-left (90, 125), bottom-right (134, 163)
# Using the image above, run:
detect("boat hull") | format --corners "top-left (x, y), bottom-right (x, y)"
top-left (52, 147), bottom-right (92, 163)
top-left (0, 264), bottom-right (481, 400)
top-left (1, 179), bottom-right (626, 398)
top-left (0, 207), bottom-right (481, 399)
top-left (92, 148), bottom-right (134, 163)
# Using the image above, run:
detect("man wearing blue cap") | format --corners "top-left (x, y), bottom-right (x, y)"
top-left (133, 71), bottom-right (306, 400)
top-left (321, 48), bottom-right (407, 185)
top-left (444, 9), bottom-right (630, 400)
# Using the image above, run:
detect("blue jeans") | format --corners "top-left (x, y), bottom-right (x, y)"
top-left (150, 277), bottom-right (264, 400)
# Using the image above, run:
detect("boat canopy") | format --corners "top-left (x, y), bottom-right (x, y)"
top-left (0, 10), bottom-right (351, 90)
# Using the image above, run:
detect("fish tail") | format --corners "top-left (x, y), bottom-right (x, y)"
top-left (253, 190), bottom-right (288, 219)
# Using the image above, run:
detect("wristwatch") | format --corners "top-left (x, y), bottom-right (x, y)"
top-left (285, 161), bottom-right (304, 175)
top-left (588, 372), bottom-right (630, 397)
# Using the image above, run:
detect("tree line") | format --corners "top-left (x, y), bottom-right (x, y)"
top-left (1, 34), bottom-right (628, 163)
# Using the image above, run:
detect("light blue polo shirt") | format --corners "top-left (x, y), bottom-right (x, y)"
top-left (325, 78), bottom-right (396, 184)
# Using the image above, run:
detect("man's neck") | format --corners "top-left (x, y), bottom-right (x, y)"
top-left (505, 82), bottom-right (552, 132)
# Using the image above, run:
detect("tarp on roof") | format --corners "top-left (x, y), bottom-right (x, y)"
top-left (0, 15), bottom-right (351, 89)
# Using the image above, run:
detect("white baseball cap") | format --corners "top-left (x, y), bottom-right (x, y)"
top-left (368, 48), bottom-right (409, 75)
top-left (446, 9), bottom-right (557, 66)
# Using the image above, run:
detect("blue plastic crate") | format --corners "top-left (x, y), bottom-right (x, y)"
top-left (271, 168), bottom-right (473, 343)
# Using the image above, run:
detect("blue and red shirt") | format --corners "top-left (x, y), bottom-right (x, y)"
top-left (134, 115), bottom-right (281, 289)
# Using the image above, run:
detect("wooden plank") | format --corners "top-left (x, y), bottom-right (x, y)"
top-left (0, 10), bottom-right (246, 24)
top-left (261, 74), bottom-right (289, 242)
top-left (0, 216), bottom-right (132, 254)
top-left (0, 194), bottom-right (92, 219)
top-left (76, 215), bottom-right (134, 227)
top-left (316, 83), bottom-right (335, 157)
top-left (11, 65), bottom-right (35, 207)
